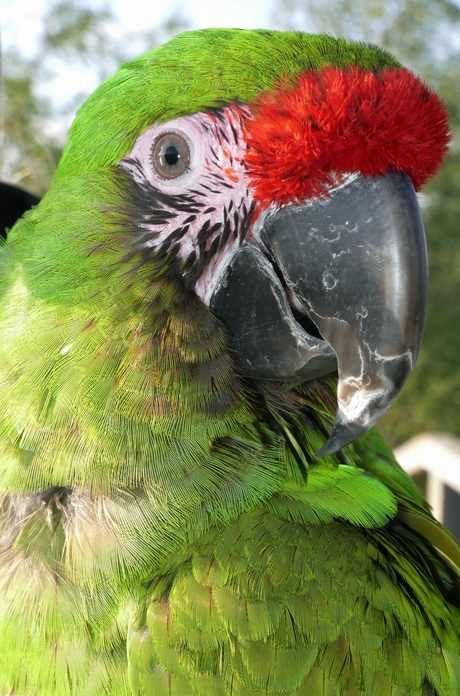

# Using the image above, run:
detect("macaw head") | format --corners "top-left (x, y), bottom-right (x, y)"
top-left (46, 30), bottom-right (451, 454)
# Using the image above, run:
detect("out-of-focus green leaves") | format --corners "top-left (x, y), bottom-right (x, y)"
top-left (1, 48), bottom-right (60, 196)
top-left (43, 2), bottom-right (115, 57)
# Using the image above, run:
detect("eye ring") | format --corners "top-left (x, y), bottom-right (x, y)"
top-left (150, 131), bottom-right (191, 180)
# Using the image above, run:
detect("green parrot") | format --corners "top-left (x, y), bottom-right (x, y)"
top-left (1, 28), bottom-right (459, 695)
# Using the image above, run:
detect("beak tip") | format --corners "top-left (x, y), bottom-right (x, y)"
top-left (315, 420), bottom-right (366, 457)
top-left (315, 381), bottom-right (401, 456)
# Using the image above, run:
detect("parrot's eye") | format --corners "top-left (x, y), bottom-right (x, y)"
top-left (151, 132), bottom-right (191, 180)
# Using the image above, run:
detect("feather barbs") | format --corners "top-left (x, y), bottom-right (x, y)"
top-left (244, 66), bottom-right (451, 207)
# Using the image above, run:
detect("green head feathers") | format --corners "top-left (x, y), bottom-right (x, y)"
top-left (58, 29), bottom-right (400, 176)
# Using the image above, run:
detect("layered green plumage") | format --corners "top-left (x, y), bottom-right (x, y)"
top-left (1, 28), bottom-right (459, 695)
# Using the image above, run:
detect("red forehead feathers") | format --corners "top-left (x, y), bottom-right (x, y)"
top-left (244, 66), bottom-right (450, 207)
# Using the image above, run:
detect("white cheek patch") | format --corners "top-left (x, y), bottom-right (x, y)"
top-left (120, 110), bottom-right (254, 270)
top-left (193, 240), bottom-right (242, 306)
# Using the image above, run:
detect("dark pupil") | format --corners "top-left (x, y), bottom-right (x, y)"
top-left (164, 145), bottom-right (180, 165)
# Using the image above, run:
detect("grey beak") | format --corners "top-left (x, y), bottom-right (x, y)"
top-left (211, 172), bottom-right (428, 455)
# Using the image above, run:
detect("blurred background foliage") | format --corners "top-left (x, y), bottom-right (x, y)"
top-left (1, 0), bottom-right (459, 446)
